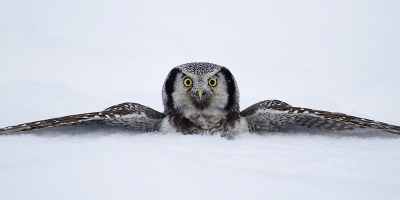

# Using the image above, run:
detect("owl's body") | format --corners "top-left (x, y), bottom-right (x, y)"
top-left (1, 62), bottom-right (400, 137)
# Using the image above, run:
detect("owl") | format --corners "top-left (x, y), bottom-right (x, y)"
top-left (1, 62), bottom-right (400, 137)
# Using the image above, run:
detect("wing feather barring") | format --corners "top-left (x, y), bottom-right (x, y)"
top-left (1, 63), bottom-right (399, 137)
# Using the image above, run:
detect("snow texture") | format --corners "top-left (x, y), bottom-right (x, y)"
top-left (1, 130), bottom-right (400, 200)
top-left (1, 1), bottom-right (400, 199)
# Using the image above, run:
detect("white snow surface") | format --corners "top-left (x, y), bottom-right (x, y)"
top-left (1, 130), bottom-right (400, 200)
top-left (1, 1), bottom-right (400, 199)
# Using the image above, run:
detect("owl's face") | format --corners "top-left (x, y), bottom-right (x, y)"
top-left (162, 63), bottom-right (240, 115)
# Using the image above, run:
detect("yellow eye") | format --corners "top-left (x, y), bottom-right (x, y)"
top-left (183, 77), bottom-right (193, 87)
top-left (208, 78), bottom-right (217, 87)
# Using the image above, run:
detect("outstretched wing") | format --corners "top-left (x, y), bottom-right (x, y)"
top-left (241, 100), bottom-right (400, 135)
top-left (0, 103), bottom-right (166, 135)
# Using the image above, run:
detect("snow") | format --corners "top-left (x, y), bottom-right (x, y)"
top-left (1, 132), bottom-right (400, 200)
top-left (1, 1), bottom-right (400, 199)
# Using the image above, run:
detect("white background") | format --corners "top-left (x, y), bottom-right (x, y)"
top-left (1, 1), bottom-right (400, 199)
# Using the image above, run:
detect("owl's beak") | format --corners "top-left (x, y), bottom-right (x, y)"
top-left (198, 88), bottom-right (203, 100)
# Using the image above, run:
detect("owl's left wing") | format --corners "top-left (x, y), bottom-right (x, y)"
top-left (240, 100), bottom-right (400, 135)
top-left (0, 103), bottom-right (166, 135)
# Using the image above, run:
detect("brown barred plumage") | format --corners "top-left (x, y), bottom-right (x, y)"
top-left (1, 63), bottom-right (399, 137)
top-left (0, 103), bottom-right (165, 134)
top-left (242, 100), bottom-right (400, 135)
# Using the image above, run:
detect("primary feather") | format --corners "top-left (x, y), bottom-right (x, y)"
top-left (0, 103), bottom-right (165, 135)
top-left (241, 100), bottom-right (400, 135)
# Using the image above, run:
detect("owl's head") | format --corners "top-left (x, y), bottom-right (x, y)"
top-left (162, 62), bottom-right (240, 115)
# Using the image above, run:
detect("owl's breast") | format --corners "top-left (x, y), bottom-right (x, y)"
top-left (159, 111), bottom-right (249, 136)
top-left (186, 114), bottom-right (224, 130)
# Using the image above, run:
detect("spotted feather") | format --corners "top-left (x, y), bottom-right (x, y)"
top-left (0, 103), bottom-right (165, 135)
top-left (241, 100), bottom-right (400, 134)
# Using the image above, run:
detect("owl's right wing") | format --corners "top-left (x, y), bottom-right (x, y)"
top-left (0, 103), bottom-right (166, 135)
top-left (240, 100), bottom-right (400, 135)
